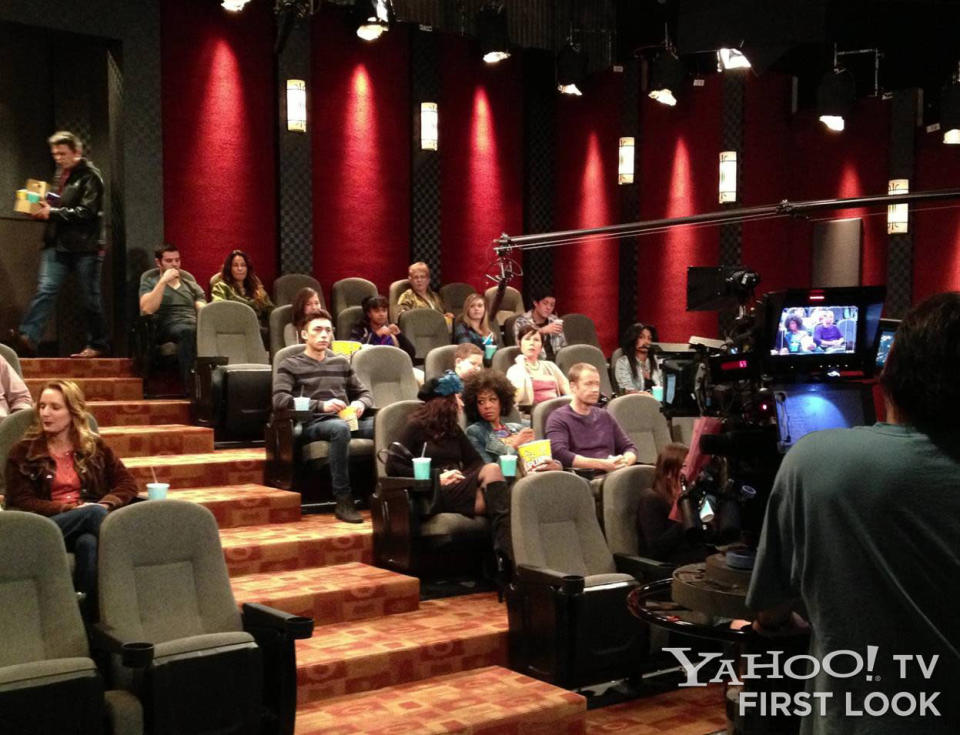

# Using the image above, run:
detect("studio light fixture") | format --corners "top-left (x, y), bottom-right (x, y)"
top-left (618, 137), bottom-right (635, 184)
top-left (556, 41), bottom-right (587, 96)
top-left (420, 102), bottom-right (438, 150)
top-left (719, 151), bottom-right (737, 203)
top-left (286, 80), bottom-right (307, 132)
top-left (355, 0), bottom-right (394, 42)
top-left (648, 52), bottom-right (684, 107)
top-left (887, 179), bottom-right (909, 234)
top-left (222, 0), bottom-right (251, 10)
top-left (817, 67), bottom-right (855, 132)
top-left (941, 68), bottom-right (960, 144)
top-left (478, 2), bottom-right (511, 64)
top-left (717, 47), bottom-right (751, 71)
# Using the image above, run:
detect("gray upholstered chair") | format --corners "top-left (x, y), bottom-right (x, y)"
top-left (490, 345), bottom-right (520, 374)
top-left (501, 313), bottom-right (521, 346)
top-left (268, 304), bottom-right (293, 357)
top-left (439, 282), bottom-right (475, 317)
top-left (484, 285), bottom-right (523, 327)
top-left (335, 305), bottom-right (364, 340)
top-left (0, 511), bottom-right (142, 735)
top-left (264, 344), bottom-right (375, 493)
top-left (606, 393), bottom-right (672, 465)
top-left (531, 395), bottom-right (571, 440)
top-left (423, 344), bottom-right (458, 382)
top-left (273, 273), bottom-right (322, 308)
top-left (331, 277), bottom-right (377, 320)
top-left (555, 344), bottom-right (613, 398)
top-left (388, 278), bottom-right (410, 323)
top-left (370, 400), bottom-right (488, 575)
top-left (561, 313), bottom-right (600, 349)
top-left (670, 415), bottom-right (697, 445)
top-left (96, 501), bottom-right (312, 735)
top-left (601, 465), bottom-right (675, 581)
top-left (352, 345), bottom-right (418, 409)
top-left (608, 347), bottom-right (624, 394)
top-left (194, 301), bottom-right (272, 440)
top-left (505, 471), bottom-right (645, 688)
top-left (0, 342), bottom-right (22, 378)
top-left (397, 308), bottom-right (450, 364)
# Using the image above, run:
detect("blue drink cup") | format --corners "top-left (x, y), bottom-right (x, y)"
top-left (412, 457), bottom-right (432, 481)
top-left (484, 343), bottom-right (497, 360)
top-left (146, 482), bottom-right (169, 500)
top-left (499, 454), bottom-right (517, 477)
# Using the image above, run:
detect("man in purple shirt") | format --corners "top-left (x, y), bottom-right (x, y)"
top-left (813, 309), bottom-right (845, 350)
top-left (546, 363), bottom-right (637, 472)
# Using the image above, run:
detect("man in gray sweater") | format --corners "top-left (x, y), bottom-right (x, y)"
top-left (273, 309), bottom-right (373, 523)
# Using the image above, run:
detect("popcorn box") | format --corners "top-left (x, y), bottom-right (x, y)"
top-left (13, 179), bottom-right (49, 215)
top-left (517, 439), bottom-right (552, 474)
top-left (331, 340), bottom-right (363, 357)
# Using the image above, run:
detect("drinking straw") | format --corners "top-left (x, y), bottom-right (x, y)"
top-left (150, 466), bottom-right (159, 484)
top-left (421, 443), bottom-right (427, 457)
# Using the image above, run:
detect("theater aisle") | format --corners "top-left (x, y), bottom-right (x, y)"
top-left (21, 357), bottom-right (588, 733)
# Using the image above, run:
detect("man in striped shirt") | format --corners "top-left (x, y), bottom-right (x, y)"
top-left (273, 310), bottom-right (373, 523)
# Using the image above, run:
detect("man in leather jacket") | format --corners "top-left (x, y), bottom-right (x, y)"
top-left (6, 131), bottom-right (107, 358)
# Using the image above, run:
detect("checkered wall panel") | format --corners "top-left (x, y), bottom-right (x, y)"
top-left (886, 90), bottom-right (916, 317)
top-left (522, 51), bottom-right (555, 304)
top-left (411, 28), bottom-right (442, 288)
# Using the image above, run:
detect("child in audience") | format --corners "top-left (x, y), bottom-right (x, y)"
top-left (350, 295), bottom-right (416, 360)
top-left (506, 324), bottom-right (570, 407)
top-left (635, 443), bottom-right (706, 565)
top-left (454, 343), bottom-right (484, 378)
top-left (290, 287), bottom-right (324, 343)
top-left (454, 293), bottom-right (498, 349)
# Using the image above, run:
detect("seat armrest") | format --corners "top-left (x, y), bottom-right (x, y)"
top-left (271, 408), bottom-right (313, 423)
top-left (515, 564), bottom-right (585, 594)
top-left (571, 467), bottom-right (599, 481)
top-left (613, 552), bottom-right (674, 582)
top-left (90, 624), bottom-right (155, 669)
top-left (377, 476), bottom-right (433, 494)
top-left (194, 356), bottom-right (229, 424)
top-left (242, 602), bottom-right (314, 640)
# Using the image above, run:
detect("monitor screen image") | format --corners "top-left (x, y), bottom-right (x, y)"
top-left (875, 328), bottom-right (896, 368)
top-left (771, 305), bottom-right (858, 356)
top-left (775, 383), bottom-right (871, 450)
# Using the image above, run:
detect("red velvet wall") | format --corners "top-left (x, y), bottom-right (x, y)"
top-left (439, 37), bottom-right (524, 295)
top-left (552, 70), bottom-right (623, 354)
top-left (913, 131), bottom-right (960, 301)
top-left (311, 8), bottom-right (411, 297)
top-left (636, 77), bottom-right (722, 342)
top-left (161, 0), bottom-right (277, 291)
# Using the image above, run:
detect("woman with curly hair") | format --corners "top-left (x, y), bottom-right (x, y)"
top-left (5, 380), bottom-right (138, 615)
top-left (462, 369), bottom-right (535, 463)
top-left (210, 249), bottom-right (275, 324)
top-left (386, 371), bottom-right (512, 557)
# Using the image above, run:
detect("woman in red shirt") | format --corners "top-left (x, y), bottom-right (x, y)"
top-left (5, 379), bottom-right (138, 616)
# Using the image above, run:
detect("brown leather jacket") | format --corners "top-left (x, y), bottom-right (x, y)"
top-left (5, 435), bottom-right (138, 515)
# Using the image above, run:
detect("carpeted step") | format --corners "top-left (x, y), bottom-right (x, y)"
top-left (294, 665), bottom-right (586, 734)
top-left (231, 562), bottom-right (419, 626)
top-left (20, 357), bottom-right (135, 379)
top-left (26, 377), bottom-right (143, 401)
top-left (99, 424), bottom-right (214, 457)
top-left (219, 513), bottom-right (372, 577)
top-left (582, 684), bottom-right (726, 734)
top-left (87, 399), bottom-right (192, 427)
top-left (162, 484), bottom-right (301, 528)
top-left (123, 448), bottom-right (265, 487)
top-left (295, 593), bottom-right (508, 704)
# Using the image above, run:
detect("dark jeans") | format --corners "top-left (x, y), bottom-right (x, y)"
top-left (20, 248), bottom-right (108, 351)
top-left (301, 415), bottom-right (374, 499)
top-left (50, 504), bottom-right (108, 598)
top-left (158, 321), bottom-right (197, 388)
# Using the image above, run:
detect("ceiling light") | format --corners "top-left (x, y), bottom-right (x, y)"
top-left (941, 78), bottom-right (960, 144)
top-left (887, 179), bottom-right (908, 234)
top-left (355, 0), bottom-right (394, 42)
top-left (478, 2), bottom-right (511, 65)
top-left (817, 67), bottom-right (855, 133)
top-left (648, 52), bottom-right (684, 107)
top-left (618, 137), bottom-right (635, 185)
top-left (557, 42), bottom-right (587, 96)
top-left (222, 0), bottom-right (251, 11)
top-left (717, 48), bottom-right (751, 71)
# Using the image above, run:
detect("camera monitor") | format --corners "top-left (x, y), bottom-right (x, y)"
top-left (771, 304), bottom-right (858, 356)
top-left (874, 318), bottom-right (900, 369)
top-left (774, 382), bottom-right (876, 451)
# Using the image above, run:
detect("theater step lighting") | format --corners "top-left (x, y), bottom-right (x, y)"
top-left (717, 48), bottom-right (751, 71)
top-left (941, 70), bottom-right (960, 144)
top-left (420, 102), bottom-right (438, 150)
top-left (355, 0), bottom-right (394, 42)
top-left (478, 2), bottom-right (511, 64)
top-left (887, 179), bottom-right (909, 234)
top-left (286, 80), bottom-right (307, 132)
top-left (556, 42), bottom-right (587, 96)
top-left (719, 151), bottom-right (737, 203)
top-left (222, 0), bottom-right (251, 10)
top-left (648, 52), bottom-right (684, 106)
top-left (817, 67), bottom-right (855, 132)
top-left (618, 137), bottom-right (635, 184)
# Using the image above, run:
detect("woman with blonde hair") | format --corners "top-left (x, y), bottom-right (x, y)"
top-left (5, 379), bottom-right (138, 615)
top-left (453, 293), bottom-right (498, 349)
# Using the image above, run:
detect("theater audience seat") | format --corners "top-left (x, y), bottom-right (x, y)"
top-left (352, 345), bottom-right (418, 408)
top-left (505, 471), bottom-right (646, 689)
top-left (96, 501), bottom-right (312, 735)
top-left (388, 279), bottom-right (410, 323)
top-left (397, 309), bottom-right (450, 364)
top-left (268, 304), bottom-right (295, 357)
top-left (606, 393), bottom-right (671, 465)
top-left (555, 344), bottom-right (613, 398)
top-left (484, 285), bottom-right (523, 327)
top-left (0, 343), bottom-right (23, 378)
top-left (501, 314), bottom-right (521, 346)
top-left (490, 345), bottom-right (520, 374)
top-left (531, 395), bottom-right (571, 439)
top-left (439, 282), bottom-right (475, 317)
top-left (560, 313), bottom-right (600, 349)
top-left (0, 511), bottom-right (142, 735)
top-left (331, 277), bottom-right (377, 321)
top-left (423, 344), bottom-right (458, 381)
top-left (273, 273), bottom-right (322, 308)
top-left (335, 305), bottom-right (363, 340)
